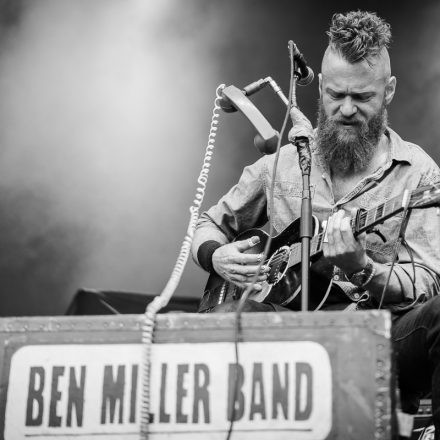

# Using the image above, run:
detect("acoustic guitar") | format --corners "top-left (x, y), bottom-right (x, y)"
top-left (199, 183), bottom-right (440, 312)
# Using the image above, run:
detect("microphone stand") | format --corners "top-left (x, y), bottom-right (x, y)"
top-left (294, 136), bottom-right (312, 311)
top-left (232, 44), bottom-right (313, 311)
top-left (291, 47), bottom-right (313, 312)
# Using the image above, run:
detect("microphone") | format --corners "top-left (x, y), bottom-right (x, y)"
top-left (292, 43), bottom-right (314, 86)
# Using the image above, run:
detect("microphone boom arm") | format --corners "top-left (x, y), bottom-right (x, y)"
top-left (220, 63), bottom-right (311, 154)
top-left (243, 76), bottom-right (289, 106)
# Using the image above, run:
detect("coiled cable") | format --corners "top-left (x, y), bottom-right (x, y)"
top-left (139, 84), bottom-right (225, 439)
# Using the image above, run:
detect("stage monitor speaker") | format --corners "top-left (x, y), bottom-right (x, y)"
top-left (65, 288), bottom-right (199, 315)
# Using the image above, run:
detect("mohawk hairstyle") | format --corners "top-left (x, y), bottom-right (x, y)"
top-left (327, 11), bottom-right (391, 63)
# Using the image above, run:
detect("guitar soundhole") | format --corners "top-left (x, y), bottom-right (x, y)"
top-left (267, 246), bottom-right (291, 284)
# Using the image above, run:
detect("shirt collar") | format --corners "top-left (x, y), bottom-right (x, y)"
top-left (385, 127), bottom-right (413, 165)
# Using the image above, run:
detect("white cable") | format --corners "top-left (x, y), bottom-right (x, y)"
top-left (139, 84), bottom-right (225, 439)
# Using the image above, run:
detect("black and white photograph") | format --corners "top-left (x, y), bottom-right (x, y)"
top-left (0, 1), bottom-right (439, 439)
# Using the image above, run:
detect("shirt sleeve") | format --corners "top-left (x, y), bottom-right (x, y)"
top-left (191, 158), bottom-right (268, 267)
top-left (388, 162), bottom-right (440, 303)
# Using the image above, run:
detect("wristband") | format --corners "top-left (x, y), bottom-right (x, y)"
top-left (197, 240), bottom-right (222, 273)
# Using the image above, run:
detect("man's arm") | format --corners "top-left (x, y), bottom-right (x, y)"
top-left (191, 158), bottom-right (270, 289)
top-left (368, 206), bottom-right (440, 304)
top-left (324, 204), bottom-right (440, 306)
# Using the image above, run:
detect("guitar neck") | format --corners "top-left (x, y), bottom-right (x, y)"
top-left (319, 192), bottom-right (408, 251)
top-left (288, 191), bottom-right (409, 267)
top-left (355, 191), bottom-right (407, 234)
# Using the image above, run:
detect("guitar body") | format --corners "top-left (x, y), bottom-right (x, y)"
top-left (199, 217), bottom-right (321, 312)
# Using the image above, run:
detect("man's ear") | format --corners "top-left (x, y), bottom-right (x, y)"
top-left (384, 76), bottom-right (396, 105)
top-left (318, 73), bottom-right (322, 98)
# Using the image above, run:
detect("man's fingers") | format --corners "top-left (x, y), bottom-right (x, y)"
top-left (231, 274), bottom-right (267, 283)
top-left (232, 264), bottom-right (269, 276)
top-left (339, 216), bottom-right (354, 245)
top-left (228, 272), bottom-right (263, 285)
top-left (235, 282), bottom-right (263, 291)
top-left (357, 231), bottom-right (367, 246)
top-left (232, 253), bottom-right (265, 266)
top-left (244, 282), bottom-right (263, 291)
top-left (323, 210), bottom-right (344, 258)
top-left (229, 269), bottom-right (268, 284)
top-left (321, 208), bottom-right (368, 273)
top-left (327, 210), bottom-right (344, 249)
top-left (235, 235), bottom-right (261, 252)
top-left (325, 212), bottom-right (335, 256)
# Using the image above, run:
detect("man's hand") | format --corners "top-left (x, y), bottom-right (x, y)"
top-left (212, 236), bottom-right (269, 291)
top-left (322, 209), bottom-right (368, 275)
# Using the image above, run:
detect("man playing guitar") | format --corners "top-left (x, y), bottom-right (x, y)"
top-left (192, 10), bottom-right (440, 437)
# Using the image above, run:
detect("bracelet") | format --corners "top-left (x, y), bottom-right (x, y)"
top-left (347, 257), bottom-right (377, 288)
top-left (361, 261), bottom-right (377, 288)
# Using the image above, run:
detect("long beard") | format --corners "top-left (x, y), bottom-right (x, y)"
top-left (316, 100), bottom-right (388, 172)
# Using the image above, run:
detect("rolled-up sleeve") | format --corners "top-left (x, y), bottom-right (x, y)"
top-left (392, 208), bottom-right (440, 302)
top-left (192, 158), bottom-right (268, 266)
top-left (389, 164), bottom-right (440, 303)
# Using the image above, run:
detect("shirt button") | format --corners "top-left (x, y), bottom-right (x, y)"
top-left (333, 275), bottom-right (340, 281)
top-left (353, 293), bottom-right (360, 300)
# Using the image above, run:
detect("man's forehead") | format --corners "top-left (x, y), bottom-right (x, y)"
top-left (321, 47), bottom-right (391, 89)
top-left (321, 71), bottom-right (381, 93)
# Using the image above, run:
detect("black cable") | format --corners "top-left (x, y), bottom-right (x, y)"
top-left (402, 238), bottom-right (417, 300)
top-left (97, 296), bottom-right (120, 314)
top-left (225, 313), bottom-right (242, 440)
top-left (378, 208), bottom-right (411, 310)
top-left (378, 258), bottom-right (397, 310)
top-left (225, 42), bottom-right (296, 440)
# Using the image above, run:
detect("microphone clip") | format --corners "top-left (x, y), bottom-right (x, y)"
top-left (291, 42), bottom-right (314, 86)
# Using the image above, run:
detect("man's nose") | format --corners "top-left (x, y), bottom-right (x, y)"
top-left (339, 97), bottom-right (357, 118)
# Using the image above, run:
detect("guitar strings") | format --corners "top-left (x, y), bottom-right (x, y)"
top-left (265, 208), bottom-right (377, 271)
top-left (263, 200), bottom-right (396, 273)
top-left (266, 185), bottom-right (419, 274)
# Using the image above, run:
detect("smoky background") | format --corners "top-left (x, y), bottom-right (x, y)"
top-left (0, 0), bottom-right (438, 315)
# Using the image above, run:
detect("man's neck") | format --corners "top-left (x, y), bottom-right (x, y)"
top-left (329, 134), bottom-right (390, 203)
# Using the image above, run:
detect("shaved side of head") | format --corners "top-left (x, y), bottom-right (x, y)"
top-left (322, 45), bottom-right (391, 83)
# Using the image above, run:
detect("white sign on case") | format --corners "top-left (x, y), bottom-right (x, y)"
top-left (5, 341), bottom-right (332, 440)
